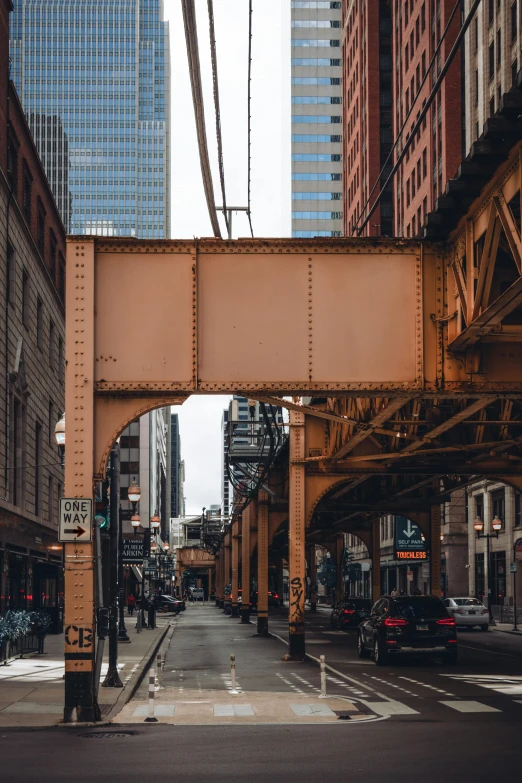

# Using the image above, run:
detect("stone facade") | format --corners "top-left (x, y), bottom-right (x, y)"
top-left (0, 0), bottom-right (65, 626)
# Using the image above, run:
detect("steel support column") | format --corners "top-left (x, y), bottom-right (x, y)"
top-left (231, 520), bottom-right (239, 617)
top-left (241, 503), bottom-right (253, 623)
top-left (215, 554), bottom-right (221, 606)
top-left (430, 504), bottom-right (442, 597)
top-left (308, 544), bottom-right (317, 612)
top-left (257, 490), bottom-right (269, 636)
top-left (288, 411), bottom-right (306, 659)
top-left (335, 534), bottom-right (344, 601)
top-left (372, 518), bottom-right (381, 602)
top-left (222, 534), bottom-right (230, 610)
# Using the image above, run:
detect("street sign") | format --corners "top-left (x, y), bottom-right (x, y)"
top-left (510, 562), bottom-right (518, 574)
top-left (59, 498), bottom-right (93, 542)
top-left (395, 516), bottom-right (425, 551)
top-left (515, 538), bottom-right (522, 562)
top-left (122, 538), bottom-right (144, 563)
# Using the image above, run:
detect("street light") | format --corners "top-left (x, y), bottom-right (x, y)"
top-left (131, 514), bottom-right (141, 531)
top-left (127, 478), bottom-right (141, 505)
top-left (54, 413), bottom-right (66, 465)
top-left (151, 511), bottom-right (161, 530)
top-left (162, 541), bottom-right (170, 552)
top-left (474, 515), bottom-right (501, 623)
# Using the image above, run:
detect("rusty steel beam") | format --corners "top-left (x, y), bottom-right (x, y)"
top-left (254, 395), bottom-right (358, 425)
top-left (330, 397), bottom-right (411, 461)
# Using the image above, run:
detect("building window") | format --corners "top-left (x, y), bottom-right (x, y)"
top-left (49, 321), bottom-right (55, 368)
top-left (489, 42), bottom-right (495, 79)
top-left (512, 2), bottom-right (518, 42)
top-left (491, 551), bottom-right (506, 603)
top-left (475, 494), bottom-right (484, 521)
top-left (7, 130), bottom-right (18, 192)
top-left (7, 243), bottom-right (16, 304)
top-left (488, 0), bottom-right (494, 25)
top-left (22, 165), bottom-right (32, 223)
top-left (49, 231), bottom-right (57, 284)
top-left (497, 29), bottom-right (501, 67)
top-left (35, 422), bottom-right (42, 515)
top-left (21, 270), bottom-right (30, 328)
top-left (48, 476), bottom-right (54, 522)
top-left (58, 253), bottom-right (65, 300)
top-left (48, 401), bottom-right (54, 447)
top-left (491, 488), bottom-right (505, 530)
top-left (37, 209), bottom-right (45, 255)
top-left (36, 298), bottom-right (43, 350)
top-left (421, 1), bottom-right (426, 31)
top-left (58, 337), bottom-right (64, 379)
top-left (9, 395), bottom-right (25, 507)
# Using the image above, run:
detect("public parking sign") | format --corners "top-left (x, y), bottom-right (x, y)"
top-left (59, 498), bottom-right (93, 542)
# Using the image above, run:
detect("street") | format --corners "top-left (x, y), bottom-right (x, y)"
top-left (3, 603), bottom-right (522, 782)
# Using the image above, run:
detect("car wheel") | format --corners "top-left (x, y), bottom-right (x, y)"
top-left (481, 624), bottom-right (489, 632)
top-left (357, 633), bottom-right (370, 659)
top-left (442, 649), bottom-right (458, 665)
top-left (374, 637), bottom-right (388, 666)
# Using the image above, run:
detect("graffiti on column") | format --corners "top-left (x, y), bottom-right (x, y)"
top-left (290, 576), bottom-right (304, 622)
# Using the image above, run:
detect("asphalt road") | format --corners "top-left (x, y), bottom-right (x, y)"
top-left (2, 603), bottom-right (521, 781)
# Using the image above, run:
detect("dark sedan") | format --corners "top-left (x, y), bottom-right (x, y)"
top-left (155, 595), bottom-right (185, 614)
top-left (357, 594), bottom-right (457, 665)
top-left (330, 598), bottom-right (372, 630)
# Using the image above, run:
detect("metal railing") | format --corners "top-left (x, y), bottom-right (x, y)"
top-left (491, 605), bottom-right (522, 625)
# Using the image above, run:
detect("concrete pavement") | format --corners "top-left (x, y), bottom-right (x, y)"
top-left (0, 615), bottom-right (174, 727)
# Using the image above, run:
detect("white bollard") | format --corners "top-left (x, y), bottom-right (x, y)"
top-left (319, 654), bottom-right (327, 699)
top-left (144, 668), bottom-right (158, 722)
top-left (230, 653), bottom-right (239, 695)
top-left (156, 653), bottom-right (162, 689)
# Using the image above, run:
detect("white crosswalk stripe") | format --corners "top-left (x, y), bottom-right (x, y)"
top-left (442, 674), bottom-right (522, 696)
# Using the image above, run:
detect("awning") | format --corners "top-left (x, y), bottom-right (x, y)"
top-left (131, 565), bottom-right (142, 583)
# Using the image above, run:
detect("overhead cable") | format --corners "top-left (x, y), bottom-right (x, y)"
top-left (351, 0), bottom-right (461, 235)
top-left (246, 0), bottom-right (254, 238)
top-left (207, 0), bottom-right (229, 237)
top-left (354, 0), bottom-right (482, 236)
top-left (181, 0), bottom-right (222, 238)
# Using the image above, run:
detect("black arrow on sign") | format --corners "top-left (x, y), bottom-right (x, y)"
top-left (64, 526), bottom-right (87, 537)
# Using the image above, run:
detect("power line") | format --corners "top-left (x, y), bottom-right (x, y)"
top-left (354, 0), bottom-right (482, 237)
top-left (352, 0), bottom-right (461, 236)
top-left (246, 0), bottom-right (254, 238)
top-left (181, 0), bottom-right (222, 238)
top-left (207, 0), bottom-right (229, 237)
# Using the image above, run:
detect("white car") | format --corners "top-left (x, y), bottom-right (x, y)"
top-left (444, 597), bottom-right (489, 630)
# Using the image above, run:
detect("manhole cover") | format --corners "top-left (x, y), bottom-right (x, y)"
top-left (78, 732), bottom-right (132, 739)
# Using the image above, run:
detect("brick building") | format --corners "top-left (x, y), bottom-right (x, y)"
top-left (342, 0), bottom-right (394, 237)
top-left (0, 0), bottom-right (65, 629)
top-left (393, 0), bottom-right (462, 238)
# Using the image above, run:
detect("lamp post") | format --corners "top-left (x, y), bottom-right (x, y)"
top-left (117, 480), bottom-right (140, 644)
top-left (474, 516), bottom-right (502, 623)
top-left (102, 445), bottom-right (123, 688)
top-left (54, 413), bottom-right (66, 465)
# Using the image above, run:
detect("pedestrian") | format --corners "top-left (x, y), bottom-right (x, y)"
top-left (390, 588), bottom-right (398, 597)
top-left (413, 586), bottom-right (422, 596)
top-left (127, 593), bottom-right (136, 616)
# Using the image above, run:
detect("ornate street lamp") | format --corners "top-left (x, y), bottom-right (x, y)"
top-left (127, 478), bottom-right (141, 505)
top-left (474, 515), bottom-right (502, 623)
top-left (54, 413), bottom-right (66, 465)
top-left (151, 511), bottom-right (161, 530)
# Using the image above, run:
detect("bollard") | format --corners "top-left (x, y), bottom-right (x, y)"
top-left (230, 653), bottom-right (239, 695)
top-left (144, 668), bottom-right (158, 722)
top-left (319, 654), bottom-right (327, 699)
top-left (155, 653), bottom-right (162, 689)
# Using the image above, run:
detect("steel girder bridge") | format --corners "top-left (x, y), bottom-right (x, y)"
top-left (63, 138), bottom-right (522, 721)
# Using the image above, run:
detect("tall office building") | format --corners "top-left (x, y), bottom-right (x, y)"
top-left (291, 1), bottom-right (343, 239)
top-left (341, 0), bottom-right (394, 237)
top-left (170, 413), bottom-right (185, 519)
top-left (11, 0), bottom-right (170, 238)
top-left (462, 0), bottom-right (521, 155)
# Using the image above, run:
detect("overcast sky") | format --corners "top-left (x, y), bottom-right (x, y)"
top-left (166, 1), bottom-right (290, 514)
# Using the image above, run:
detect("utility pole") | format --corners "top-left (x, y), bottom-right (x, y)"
top-left (102, 446), bottom-right (123, 687)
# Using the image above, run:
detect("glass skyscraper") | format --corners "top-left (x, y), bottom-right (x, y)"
top-left (10, 0), bottom-right (170, 238)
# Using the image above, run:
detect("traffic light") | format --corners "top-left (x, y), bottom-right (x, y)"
top-left (95, 477), bottom-right (110, 530)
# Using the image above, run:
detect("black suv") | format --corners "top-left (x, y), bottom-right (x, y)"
top-left (357, 595), bottom-right (457, 665)
top-left (330, 598), bottom-right (372, 630)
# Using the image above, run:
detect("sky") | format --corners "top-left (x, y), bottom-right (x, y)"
top-left (165, 1), bottom-right (291, 514)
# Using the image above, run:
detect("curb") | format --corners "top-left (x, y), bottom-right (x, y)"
top-left (104, 620), bottom-right (175, 723)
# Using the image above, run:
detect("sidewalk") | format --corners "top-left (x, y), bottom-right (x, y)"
top-left (492, 622), bottom-right (522, 635)
top-left (0, 615), bottom-right (174, 727)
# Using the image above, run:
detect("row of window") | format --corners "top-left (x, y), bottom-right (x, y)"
top-left (292, 172), bottom-right (341, 180)
top-left (292, 77), bottom-right (341, 85)
top-left (292, 20), bottom-right (340, 28)
top-left (292, 192), bottom-right (341, 200)
top-left (292, 153), bottom-right (341, 161)
top-left (292, 96), bottom-right (341, 104)
top-left (291, 39), bottom-right (340, 47)
top-left (291, 2), bottom-right (341, 7)
top-left (292, 134), bottom-right (342, 142)
top-left (291, 58), bottom-right (340, 66)
top-left (292, 230), bottom-right (342, 237)
top-left (292, 115), bottom-right (341, 123)
top-left (292, 211), bottom-right (342, 219)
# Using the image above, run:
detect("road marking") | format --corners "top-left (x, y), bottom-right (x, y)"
top-left (360, 700), bottom-right (419, 716)
top-left (439, 700), bottom-right (501, 713)
top-left (457, 643), bottom-right (520, 659)
top-left (398, 676), bottom-right (454, 696)
top-left (442, 674), bottom-right (522, 695)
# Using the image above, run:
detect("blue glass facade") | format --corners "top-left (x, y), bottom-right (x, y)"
top-left (11, 0), bottom-right (170, 238)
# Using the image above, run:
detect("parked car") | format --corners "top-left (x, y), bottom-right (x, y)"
top-left (444, 597), bottom-right (489, 630)
top-left (330, 598), bottom-right (372, 630)
top-left (250, 590), bottom-right (284, 610)
top-left (154, 595), bottom-right (184, 614)
top-left (357, 594), bottom-right (457, 665)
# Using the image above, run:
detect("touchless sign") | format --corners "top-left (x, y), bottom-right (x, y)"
top-left (395, 515), bottom-right (425, 560)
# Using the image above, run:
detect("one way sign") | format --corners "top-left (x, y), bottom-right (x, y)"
top-left (59, 498), bottom-right (93, 542)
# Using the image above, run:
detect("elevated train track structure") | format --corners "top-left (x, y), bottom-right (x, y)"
top-left (64, 139), bottom-right (522, 721)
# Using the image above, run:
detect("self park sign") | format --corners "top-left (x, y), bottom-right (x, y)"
top-left (395, 515), bottom-right (426, 560)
